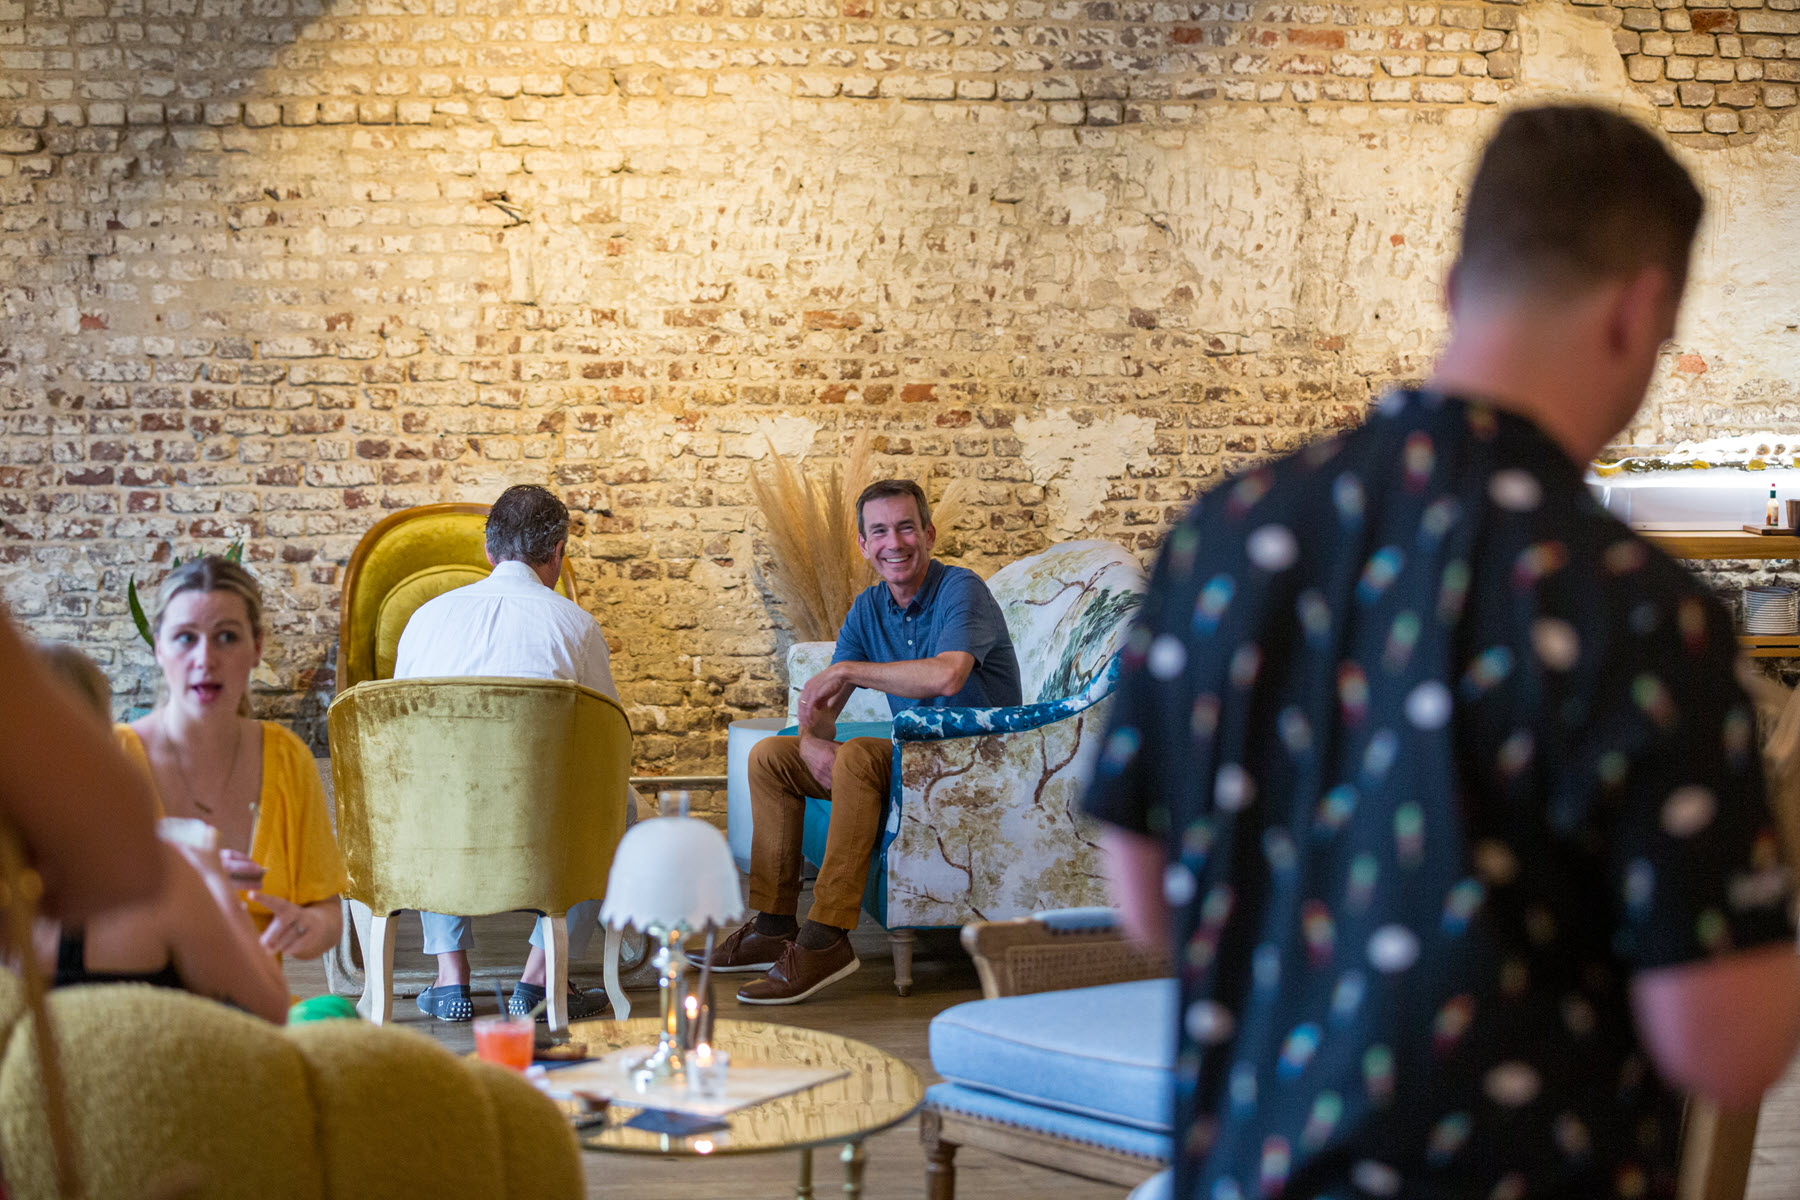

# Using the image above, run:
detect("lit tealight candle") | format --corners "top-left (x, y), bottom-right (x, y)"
top-left (685, 1042), bottom-right (729, 1097)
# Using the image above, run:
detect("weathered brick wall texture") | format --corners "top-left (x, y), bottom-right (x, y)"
top-left (3, 0), bottom-right (1798, 784)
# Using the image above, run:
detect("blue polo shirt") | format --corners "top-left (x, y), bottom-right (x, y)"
top-left (832, 560), bottom-right (1022, 715)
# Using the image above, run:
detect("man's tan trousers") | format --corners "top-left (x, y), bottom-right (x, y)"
top-left (746, 735), bottom-right (894, 931)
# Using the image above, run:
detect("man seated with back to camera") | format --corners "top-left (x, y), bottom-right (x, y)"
top-left (394, 483), bottom-right (638, 1023)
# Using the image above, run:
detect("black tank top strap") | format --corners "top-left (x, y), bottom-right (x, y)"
top-left (50, 924), bottom-right (186, 992)
top-left (54, 925), bottom-right (86, 985)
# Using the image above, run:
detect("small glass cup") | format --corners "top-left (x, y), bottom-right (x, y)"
top-left (685, 1045), bottom-right (730, 1098)
top-left (473, 1014), bottom-right (536, 1072)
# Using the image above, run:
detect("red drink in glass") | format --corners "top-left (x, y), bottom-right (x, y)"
top-left (473, 1015), bottom-right (535, 1071)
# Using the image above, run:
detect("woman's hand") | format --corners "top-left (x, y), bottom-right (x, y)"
top-left (250, 891), bottom-right (341, 959)
top-left (219, 849), bottom-right (266, 890)
top-left (172, 842), bottom-right (259, 927)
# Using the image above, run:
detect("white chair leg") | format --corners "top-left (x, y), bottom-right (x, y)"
top-left (603, 924), bottom-right (631, 1020)
top-left (543, 913), bottom-right (571, 1032)
top-left (321, 897), bottom-right (365, 997)
top-left (890, 929), bottom-right (916, 998)
top-left (359, 912), bottom-right (395, 1025)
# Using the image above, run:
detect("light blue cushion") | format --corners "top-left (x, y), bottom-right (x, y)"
top-left (777, 720), bottom-right (894, 742)
top-left (925, 1082), bottom-right (1172, 1162)
top-left (1128, 1168), bottom-right (1173, 1200)
top-left (1034, 907), bottom-right (1120, 931)
top-left (929, 978), bottom-right (1178, 1133)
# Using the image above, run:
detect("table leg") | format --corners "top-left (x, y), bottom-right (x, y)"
top-left (841, 1140), bottom-right (866, 1200)
top-left (795, 1146), bottom-right (813, 1200)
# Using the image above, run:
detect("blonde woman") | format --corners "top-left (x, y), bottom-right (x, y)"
top-left (117, 556), bottom-right (347, 960)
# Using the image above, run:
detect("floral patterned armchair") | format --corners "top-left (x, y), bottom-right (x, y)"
top-left (784, 539), bottom-right (1147, 994)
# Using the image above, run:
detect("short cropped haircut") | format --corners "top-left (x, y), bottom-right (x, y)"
top-left (486, 484), bottom-right (570, 566)
top-left (856, 479), bottom-right (931, 537)
top-left (1455, 104), bottom-right (1703, 301)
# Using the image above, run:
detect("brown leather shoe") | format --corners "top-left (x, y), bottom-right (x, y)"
top-left (689, 919), bottom-right (796, 974)
top-left (736, 936), bottom-right (859, 1005)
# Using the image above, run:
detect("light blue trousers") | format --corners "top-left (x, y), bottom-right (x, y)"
top-left (419, 897), bottom-right (603, 958)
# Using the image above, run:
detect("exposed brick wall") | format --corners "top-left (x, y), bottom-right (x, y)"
top-left (2, 2), bottom-right (1795, 786)
top-left (1599, 0), bottom-right (1800, 145)
top-left (7, 0), bottom-right (1789, 138)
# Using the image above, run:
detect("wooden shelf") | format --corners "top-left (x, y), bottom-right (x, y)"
top-left (1635, 531), bottom-right (1800, 655)
top-left (1644, 530), bottom-right (1800, 559)
top-left (1740, 636), bottom-right (1800, 658)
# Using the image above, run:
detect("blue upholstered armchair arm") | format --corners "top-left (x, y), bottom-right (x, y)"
top-left (891, 656), bottom-right (1122, 742)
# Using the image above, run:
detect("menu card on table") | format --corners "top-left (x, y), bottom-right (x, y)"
top-left (531, 1045), bottom-right (848, 1117)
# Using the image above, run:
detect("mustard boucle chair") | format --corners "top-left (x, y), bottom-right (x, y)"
top-left (0, 973), bottom-right (583, 1200)
top-left (329, 677), bottom-right (633, 1032)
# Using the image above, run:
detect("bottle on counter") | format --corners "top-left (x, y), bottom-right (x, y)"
top-left (1770, 487), bottom-right (1782, 527)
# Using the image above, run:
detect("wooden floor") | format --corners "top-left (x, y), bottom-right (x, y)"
top-left (1748, 1051), bottom-right (1800, 1200)
top-left (284, 904), bottom-right (1800, 1200)
top-left (283, 904), bottom-right (1127, 1200)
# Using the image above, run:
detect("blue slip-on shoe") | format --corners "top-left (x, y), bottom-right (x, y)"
top-left (416, 983), bottom-right (473, 1022)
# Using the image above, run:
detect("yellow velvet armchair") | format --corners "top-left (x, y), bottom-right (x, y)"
top-left (0, 973), bottom-right (583, 1200)
top-left (329, 677), bottom-right (632, 1031)
top-left (337, 503), bottom-right (580, 693)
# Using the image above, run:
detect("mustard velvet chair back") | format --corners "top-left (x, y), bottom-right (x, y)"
top-left (329, 678), bottom-right (631, 1031)
top-left (0, 978), bottom-right (583, 1200)
top-left (338, 504), bottom-right (580, 692)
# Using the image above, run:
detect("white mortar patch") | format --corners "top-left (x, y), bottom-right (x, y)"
top-left (1013, 407), bottom-right (1157, 536)
top-left (1519, 5), bottom-right (1649, 100)
top-left (733, 416), bottom-right (821, 462)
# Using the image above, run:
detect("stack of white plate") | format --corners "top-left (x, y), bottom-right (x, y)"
top-left (1744, 586), bottom-right (1799, 635)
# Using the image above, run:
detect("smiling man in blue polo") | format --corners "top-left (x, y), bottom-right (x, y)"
top-left (698, 479), bottom-right (1022, 1004)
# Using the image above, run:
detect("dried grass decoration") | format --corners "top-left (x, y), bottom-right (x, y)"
top-left (749, 433), bottom-right (874, 642)
top-left (748, 432), bottom-right (971, 642)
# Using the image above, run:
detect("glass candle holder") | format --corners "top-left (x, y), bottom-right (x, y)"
top-left (684, 1044), bottom-right (730, 1098)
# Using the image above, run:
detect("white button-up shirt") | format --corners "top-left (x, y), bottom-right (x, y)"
top-left (393, 559), bottom-right (619, 700)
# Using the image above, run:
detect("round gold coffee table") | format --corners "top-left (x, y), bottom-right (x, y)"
top-left (561, 1017), bottom-right (923, 1198)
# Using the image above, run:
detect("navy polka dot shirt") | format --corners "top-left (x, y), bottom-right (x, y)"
top-left (1085, 390), bottom-right (1796, 1200)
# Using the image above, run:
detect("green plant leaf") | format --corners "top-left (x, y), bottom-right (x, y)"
top-left (126, 542), bottom-right (249, 648)
top-left (127, 577), bottom-right (153, 648)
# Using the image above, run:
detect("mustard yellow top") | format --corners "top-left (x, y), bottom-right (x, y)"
top-left (115, 722), bottom-right (350, 932)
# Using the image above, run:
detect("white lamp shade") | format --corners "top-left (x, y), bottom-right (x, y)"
top-left (599, 816), bottom-right (745, 932)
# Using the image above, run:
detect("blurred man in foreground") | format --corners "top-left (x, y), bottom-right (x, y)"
top-left (1087, 106), bottom-right (1800, 1199)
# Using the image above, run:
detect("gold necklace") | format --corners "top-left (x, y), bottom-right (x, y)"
top-left (160, 711), bottom-right (246, 820)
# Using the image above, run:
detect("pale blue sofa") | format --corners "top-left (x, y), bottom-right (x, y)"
top-left (919, 910), bottom-right (1172, 1198)
top-left (921, 913), bottom-right (1749, 1200)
